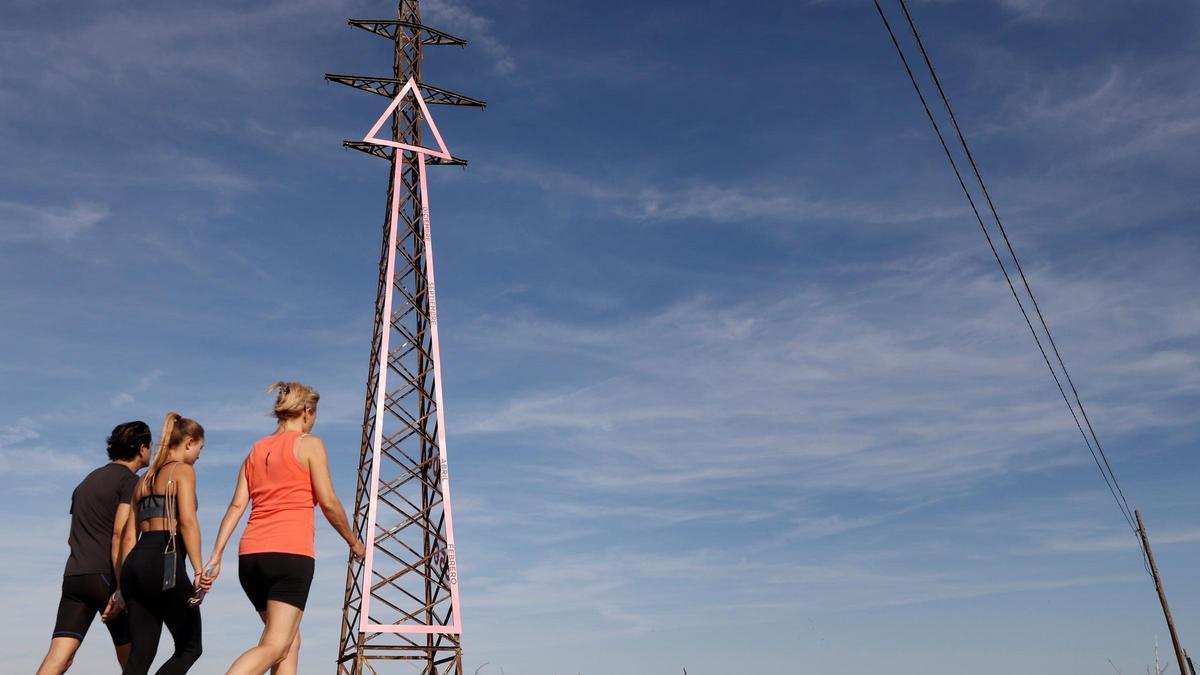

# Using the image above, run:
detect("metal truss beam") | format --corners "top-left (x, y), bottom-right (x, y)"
top-left (343, 140), bottom-right (468, 166)
top-left (349, 19), bottom-right (467, 46)
top-left (326, 74), bottom-right (487, 108)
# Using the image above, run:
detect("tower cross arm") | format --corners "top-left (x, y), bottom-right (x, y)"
top-left (348, 18), bottom-right (468, 46)
top-left (325, 74), bottom-right (487, 108)
top-left (342, 140), bottom-right (468, 166)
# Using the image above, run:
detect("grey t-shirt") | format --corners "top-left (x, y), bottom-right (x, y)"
top-left (64, 463), bottom-right (138, 576)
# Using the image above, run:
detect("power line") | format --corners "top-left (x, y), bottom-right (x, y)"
top-left (872, 0), bottom-right (1145, 553)
top-left (893, 0), bottom-right (1138, 532)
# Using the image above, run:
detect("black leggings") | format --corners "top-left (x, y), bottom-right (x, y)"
top-left (120, 532), bottom-right (202, 675)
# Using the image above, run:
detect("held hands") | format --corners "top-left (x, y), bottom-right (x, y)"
top-left (200, 558), bottom-right (222, 586)
top-left (195, 569), bottom-right (215, 594)
top-left (187, 562), bottom-right (217, 608)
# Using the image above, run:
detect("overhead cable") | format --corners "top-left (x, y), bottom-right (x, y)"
top-left (872, 0), bottom-right (1145, 557)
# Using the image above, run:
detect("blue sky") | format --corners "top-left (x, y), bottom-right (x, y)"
top-left (2, 0), bottom-right (1199, 673)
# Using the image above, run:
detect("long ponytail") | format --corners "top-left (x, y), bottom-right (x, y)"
top-left (140, 412), bottom-right (204, 493)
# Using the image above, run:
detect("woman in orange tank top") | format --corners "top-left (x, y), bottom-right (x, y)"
top-left (203, 382), bottom-right (364, 675)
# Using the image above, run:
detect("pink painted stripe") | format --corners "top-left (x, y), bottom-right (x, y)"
top-left (356, 85), bottom-right (463, 635)
top-left (358, 153), bottom-right (404, 634)
top-left (363, 78), bottom-right (453, 159)
top-left (418, 154), bottom-right (463, 630)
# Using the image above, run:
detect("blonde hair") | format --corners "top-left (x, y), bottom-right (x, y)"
top-left (268, 381), bottom-right (319, 421)
top-left (141, 412), bottom-right (204, 493)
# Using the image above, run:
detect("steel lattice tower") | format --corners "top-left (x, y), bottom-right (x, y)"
top-left (326, 2), bottom-right (484, 672)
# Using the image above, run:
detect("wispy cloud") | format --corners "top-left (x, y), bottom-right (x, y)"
top-left (1002, 62), bottom-right (1200, 167)
top-left (0, 2), bottom-right (331, 202)
top-left (0, 418), bottom-right (94, 475)
top-left (1035, 529), bottom-right (1200, 555)
top-left (0, 1), bottom-right (344, 101)
top-left (425, 0), bottom-right (516, 75)
top-left (990, 0), bottom-right (1130, 22)
top-left (466, 541), bottom-right (1142, 638)
top-left (993, 0), bottom-right (1071, 20)
top-left (456, 240), bottom-right (1200, 498)
top-left (630, 183), bottom-right (965, 225)
top-left (111, 368), bottom-right (164, 408)
top-left (490, 162), bottom-right (966, 227)
top-left (0, 200), bottom-right (108, 245)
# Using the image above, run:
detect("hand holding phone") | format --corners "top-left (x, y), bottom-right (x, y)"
top-left (188, 565), bottom-right (215, 607)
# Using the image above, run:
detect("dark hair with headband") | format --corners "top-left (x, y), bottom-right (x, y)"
top-left (106, 421), bottom-right (151, 461)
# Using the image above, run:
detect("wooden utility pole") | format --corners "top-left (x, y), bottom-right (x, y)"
top-left (1136, 510), bottom-right (1192, 675)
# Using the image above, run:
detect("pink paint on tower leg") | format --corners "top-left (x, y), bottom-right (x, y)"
top-left (358, 79), bottom-right (462, 635)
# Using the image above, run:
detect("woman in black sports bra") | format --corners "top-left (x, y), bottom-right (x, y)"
top-left (116, 413), bottom-right (212, 675)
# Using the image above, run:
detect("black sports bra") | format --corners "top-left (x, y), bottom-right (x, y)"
top-left (137, 494), bottom-right (168, 520)
top-left (137, 461), bottom-right (181, 521)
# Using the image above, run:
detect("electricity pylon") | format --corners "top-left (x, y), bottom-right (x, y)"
top-left (326, 2), bottom-right (484, 672)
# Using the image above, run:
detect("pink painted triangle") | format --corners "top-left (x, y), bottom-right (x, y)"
top-left (362, 78), bottom-right (453, 160)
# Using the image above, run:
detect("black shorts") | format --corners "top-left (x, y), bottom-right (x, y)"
top-left (53, 573), bottom-right (131, 646)
top-left (238, 553), bottom-right (315, 612)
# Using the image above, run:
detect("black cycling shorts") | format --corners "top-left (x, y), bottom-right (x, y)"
top-left (238, 553), bottom-right (315, 612)
top-left (53, 573), bottom-right (131, 646)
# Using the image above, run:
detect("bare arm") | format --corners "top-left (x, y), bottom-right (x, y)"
top-left (110, 502), bottom-right (132, 580)
top-left (103, 493), bottom-right (139, 621)
top-left (204, 460), bottom-right (250, 581)
top-left (301, 436), bottom-right (364, 556)
top-left (173, 465), bottom-right (204, 576)
top-left (116, 482), bottom-right (142, 588)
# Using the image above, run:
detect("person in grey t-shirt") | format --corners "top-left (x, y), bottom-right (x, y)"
top-left (35, 421), bottom-right (151, 675)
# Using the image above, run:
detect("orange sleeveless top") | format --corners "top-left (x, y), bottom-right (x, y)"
top-left (239, 431), bottom-right (316, 558)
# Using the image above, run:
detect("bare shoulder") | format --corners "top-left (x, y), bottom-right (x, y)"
top-left (172, 463), bottom-right (197, 482)
top-left (299, 434), bottom-right (327, 449)
top-left (297, 434), bottom-right (328, 458)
